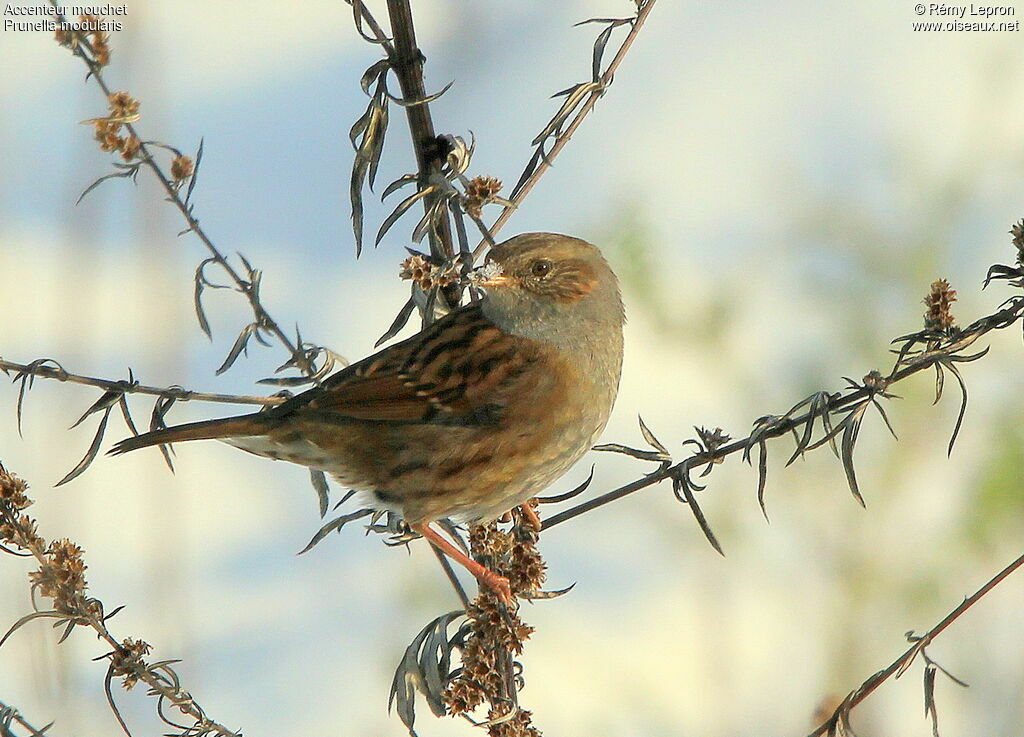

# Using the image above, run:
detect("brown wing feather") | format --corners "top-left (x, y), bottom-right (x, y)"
top-left (294, 303), bottom-right (535, 424)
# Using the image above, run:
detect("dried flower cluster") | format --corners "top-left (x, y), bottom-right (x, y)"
top-left (171, 154), bottom-right (195, 183)
top-left (110, 637), bottom-right (153, 690)
top-left (90, 91), bottom-right (142, 161)
top-left (1, 463), bottom-right (239, 736)
top-left (30, 539), bottom-right (94, 617)
top-left (444, 505), bottom-right (545, 736)
top-left (399, 253), bottom-right (460, 291)
top-left (1012, 219), bottom-right (1024, 265)
top-left (924, 278), bottom-right (957, 332)
top-left (462, 176), bottom-right (503, 218)
top-left (55, 14), bottom-right (111, 66)
top-left (1, 466), bottom-right (96, 619)
top-left (0, 466), bottom-right (39, 553)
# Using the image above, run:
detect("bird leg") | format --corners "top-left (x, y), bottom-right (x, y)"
top-left (412, 522), bottom-right (513, 605)
top-left (519, 502), bottom-right (542, 532)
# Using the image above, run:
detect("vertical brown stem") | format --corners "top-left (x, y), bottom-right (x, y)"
top-left (385, 0), bottom-right (455, 261)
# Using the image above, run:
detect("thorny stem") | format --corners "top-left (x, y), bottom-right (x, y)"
top-left (49, 0), bottom-right (313, 377)
top-left (385, 0), bottom-right (455, 261)
top-left (807, 548), bottom-right (1024, 736)
top-left (0, 358), bottom-right (280, 408)
top-left (542, 295), bottom-right (1024, 530)
top-left (483, 0), bottom-right (657, 247)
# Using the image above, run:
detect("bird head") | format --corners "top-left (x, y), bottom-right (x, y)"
top-left (471, 232), bottom-right (625, 344)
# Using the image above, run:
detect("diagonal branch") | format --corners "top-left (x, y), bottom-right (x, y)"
top-left (0, 698), bottom-right (51, 737)
top-left (807, 548), bottom-right (1024, 736)
top-left (0, 462), bottom-right (241, 737)
top-left (49, 0), bottom-right (315, 377)
top-left (484, 0), bottom-right (657, 246)
top-left (542, 293), bottom-right (1024, 531)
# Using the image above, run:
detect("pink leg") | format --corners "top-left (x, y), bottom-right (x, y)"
top-left (412, 523), bottom-right (514, 604)
top-left (520, 502), bottom-right (542, 532)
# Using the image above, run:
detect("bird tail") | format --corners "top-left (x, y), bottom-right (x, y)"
top-left (108, 413), bottom-right (274, 456)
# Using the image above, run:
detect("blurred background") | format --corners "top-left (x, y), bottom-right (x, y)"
top-left (2, 0), bottom-right (1024, 734)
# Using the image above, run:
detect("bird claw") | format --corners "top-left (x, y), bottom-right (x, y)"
top-left (481, 572), bottom-right (515, 606)
top-left (518, 582), bottom-right (576, 601)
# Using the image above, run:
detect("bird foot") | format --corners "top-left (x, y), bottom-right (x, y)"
top-left (477, 570), bottom-right (514, 606)
top-left (519, 502), bottom-right (542, 532)
top-left (413, 521), bottom-right (516, 606)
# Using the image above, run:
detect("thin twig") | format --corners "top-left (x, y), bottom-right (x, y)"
top-left (807, 549), bottom-right (1024, 736)
top-left (483, 0), bottom-right (657, 247)
top-left (350, 0), bottom-right (395, 55)
top-left (0, 358), bottom-right (280, 408)
top-left (0, 698), bottom-right (50, 737)
top-left (49, 0), bottom-right (313, 376)
top-left (0, 463), bottom-right (240, 737)
top-left (430, 545), bottom-right (470, 610)
top-left (543, 296), bottom-right (1024, 530)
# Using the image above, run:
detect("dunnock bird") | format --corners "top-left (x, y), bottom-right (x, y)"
top-left (111, 233), bottom-right (625, 602)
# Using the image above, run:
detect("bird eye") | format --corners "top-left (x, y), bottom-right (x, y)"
top-left (530, 259), bottom-right (552, 278)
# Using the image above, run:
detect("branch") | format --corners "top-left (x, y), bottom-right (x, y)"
top-left (0, 462), bottom-right (241, 737)
top-left (808, 549), bottom-right (1024, 736)
top-left (49, 1), bottom-right (317, 377)
top-left (0, 358), bottom-right (280, 408)
top-left (542, 282), bottom-right (1024, 531)
top-left (483, 0), bottom-right (657, 248)
top-left (0, 698), bottom-right (52, 737)
top-left (384, 0), bottom-right (455, 260)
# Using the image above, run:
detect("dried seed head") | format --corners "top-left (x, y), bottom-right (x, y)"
top-left (443, 512), bottom-right (545, 726)
top-left (863, 369), bottom-right (889, 393)
top-left (111, 638), bottom-right (152, 689)
top-left (0, 469), bottom-right (30, 511)
top-left (1011, 219), bottom-right (1024, 266)
top-left (108, 91), bottom-right (140, 118)
top-left (462, 176), bottom-right (503, 219)
top-left (81, 15), bottom-right (111, 66)
top-left (493, 708), bottom-right (542, 737)
top-left (121, 135), bottom-right (141, 161)
top-left (399, 253), bottom-right (431, 288)
top-left (0, 467), bottom-right (44, 554)
top-left (696, 426), bottom-right (731, 458)
top-left (91, 118), bottom-right (125, 152)
top-left (30, 538), bottom-right (89, 615)
top-left (1, 515), bottom-right (42, 553)
top-left (923, 278), bottom-right (957, 332)
top-left (399, 254), bottom-right (459, 291)
top-left (54, 26), bottom-right (75, 49)
top-left (170, 155), bottom-right (194, 182)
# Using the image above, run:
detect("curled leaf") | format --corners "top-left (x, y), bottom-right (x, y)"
top-left (299, 508), bottom-right (374, 554)
top-left (310, 470), bottom-right (329, 518)
top-left (57, 405), bottom-right (114, 486)
top-left (215, 323), bottom-right (257, 376)
top-left (672, 471), bottom-right (723, 556)
top-left (375, 296), bottom-right (417, 347)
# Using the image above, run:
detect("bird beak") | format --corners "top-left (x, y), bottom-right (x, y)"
top-left (468, 262), bottom-right (510, 288)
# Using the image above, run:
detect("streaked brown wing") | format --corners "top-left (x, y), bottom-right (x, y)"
top-left (295, 304), bottom-right (536, 423)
